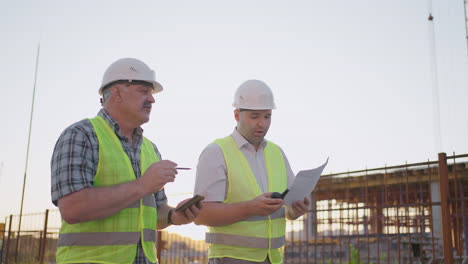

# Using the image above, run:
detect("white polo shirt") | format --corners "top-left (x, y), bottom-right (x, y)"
top-left (194, 128), bottom-right (295, 202)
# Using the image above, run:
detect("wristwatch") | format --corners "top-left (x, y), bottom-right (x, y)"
top-left (167, 209), bottom-right (174, 225)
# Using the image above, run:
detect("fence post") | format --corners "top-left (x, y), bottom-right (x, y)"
top-left (39, 209), bottom-right (49, 264)
top-left (37, 231), bottom-right (42, 261)
top-left (157, 230), bottom-right (163, 263)
top-left (438, 152), bottom-right (453, 263)
top-left (4, 215), bottom-right (13, 264)
top-left (0, 220), bottom-right (5, 264)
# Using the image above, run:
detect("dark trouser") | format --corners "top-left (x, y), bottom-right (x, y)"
top-left (208, 257), bottom-right (271, 264)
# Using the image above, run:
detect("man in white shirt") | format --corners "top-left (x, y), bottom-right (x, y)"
top-left (194, 79), bottom-right (310, 264)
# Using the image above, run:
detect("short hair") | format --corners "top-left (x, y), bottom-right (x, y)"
top-left (100, 80), bottom-right (154, 104)
top-left (100, 80), bottom-right (129, 104)
top-left (102, 89), bottom-right (112, 101)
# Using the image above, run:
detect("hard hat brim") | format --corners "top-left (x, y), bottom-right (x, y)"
top-left (233, 106), bottom-right (276, 110)
top-left (99, 80), bottom-right (164, 95)
top-left (232, 105), bottom-right (276, 110)
top-left (151, 81), bottom-right (164, 94)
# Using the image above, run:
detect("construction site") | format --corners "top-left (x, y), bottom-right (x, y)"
top-left (1, 0), bottom-right (468, 263)
top-left (1, 152), bottom-right (467, 263)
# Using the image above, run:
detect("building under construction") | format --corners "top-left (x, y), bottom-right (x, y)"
top-left (1, 152), bottom-right (467, 264)
top-left (284, 153), bottom-right (468, 263)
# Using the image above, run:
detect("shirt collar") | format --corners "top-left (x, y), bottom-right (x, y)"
top-left (98, 109), bottom-right (143, 140)
top-left (231, 128), bottom-right (267, 151)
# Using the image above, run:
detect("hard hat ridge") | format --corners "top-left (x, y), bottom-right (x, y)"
top-left (99, 58), bottom-right (163, 95)
top-left (232, 79), bottom-right (276, 110)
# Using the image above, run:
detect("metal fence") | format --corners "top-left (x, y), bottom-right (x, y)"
top-left (0, 210), bottom-right (208, 264)
top-left (283, 152), bottom-right (468, 264)
top-left (1, 152), bottom-right (467, 264)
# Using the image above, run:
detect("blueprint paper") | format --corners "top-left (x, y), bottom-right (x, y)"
top-left (283, 158), bottom-right (329, 206)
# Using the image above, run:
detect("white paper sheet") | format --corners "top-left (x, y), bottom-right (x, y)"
top-left (283, 158), bottom-right (329, 206)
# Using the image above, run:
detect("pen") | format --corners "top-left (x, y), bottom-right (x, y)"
top-left (176, 167), bottom-right (191, 170)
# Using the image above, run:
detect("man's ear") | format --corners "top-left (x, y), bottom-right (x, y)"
top-left (112, 86), bottom-right (123, 102)
top-left (234, 109), bottom-right (240, 122)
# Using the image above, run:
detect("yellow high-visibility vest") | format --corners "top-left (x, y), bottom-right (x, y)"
top-left (207, 136), bottom-right (287, 264)
top-left (56, 116), bottom-right (159, 264)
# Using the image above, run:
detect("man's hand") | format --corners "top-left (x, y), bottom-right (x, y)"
top-left (286, 197), bottom-right (310, 220)
top-left (250, 193), bottom-right (285, 216)
top-left (138, 160), bottom-right (178, 195)
top-left (194, 193), bottom-right (285, 227)
top-left (171, 199), bottom-right (203, 225)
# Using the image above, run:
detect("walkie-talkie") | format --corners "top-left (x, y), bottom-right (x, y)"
top-left (270, 189), bottom-right (289, 199)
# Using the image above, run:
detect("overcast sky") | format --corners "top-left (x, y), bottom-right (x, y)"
top-left (1, 0), bottom-right (467, 239)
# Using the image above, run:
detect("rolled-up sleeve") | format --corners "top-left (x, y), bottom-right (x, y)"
top-left (51, 122), bottom-right (96, 206)
top-left (194, 143), bottom-right (227, 202)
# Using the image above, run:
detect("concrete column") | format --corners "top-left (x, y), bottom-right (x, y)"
top-left (431, 181), bottom-right (443, 250)
top-left (438, 152), bottom-right (453, 264)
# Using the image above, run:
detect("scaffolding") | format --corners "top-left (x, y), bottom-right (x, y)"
top-left (285, 153), bottom-right (468, 263)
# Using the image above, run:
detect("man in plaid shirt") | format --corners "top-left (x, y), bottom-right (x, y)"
top-left (51, 58), bottom-right (201, 264)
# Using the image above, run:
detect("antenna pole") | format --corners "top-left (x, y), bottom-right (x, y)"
top-left (464, 0), bottom-right (468, 55)
top-left (16, 43), bottom-right (41, 257)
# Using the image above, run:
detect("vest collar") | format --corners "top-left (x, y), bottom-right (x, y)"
top-left (98, 109), bottom-right (143, 142)
top-left (232, 128), bottom-right (267, 151)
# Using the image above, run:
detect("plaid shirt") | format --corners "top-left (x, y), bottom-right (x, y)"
top-left (51, 109), bottom-right (167, 264)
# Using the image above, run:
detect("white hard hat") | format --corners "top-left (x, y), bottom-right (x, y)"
top-left (232, 79), bottom-right (276, 110)
top-left (99, 58), bottom-right (163, 95)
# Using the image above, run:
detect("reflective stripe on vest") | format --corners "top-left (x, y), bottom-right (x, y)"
top-left (207, 136), bottom-right (287, 263)
top-left (58, 228), bottom-right (156, 246)
top-left (206, 231), bottom-right (285, 249)
top-left (56, 116), bottom-right (159, 264)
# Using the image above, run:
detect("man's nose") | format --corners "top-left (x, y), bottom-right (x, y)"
top-left (147, 93), bottom-right (155, 103)
top-left (257, 118), bottom-right (266, 127)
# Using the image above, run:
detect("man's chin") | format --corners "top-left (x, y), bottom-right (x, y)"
top-left (252, 136), bottom-right (265, 144)
top-left (254, 133), bottom-right (265, 139)
top-left (138, 115), bottom-right (150, 125)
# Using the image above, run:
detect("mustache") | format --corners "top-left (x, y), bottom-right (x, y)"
top-left (143, 102), bottom-right (152, 108)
